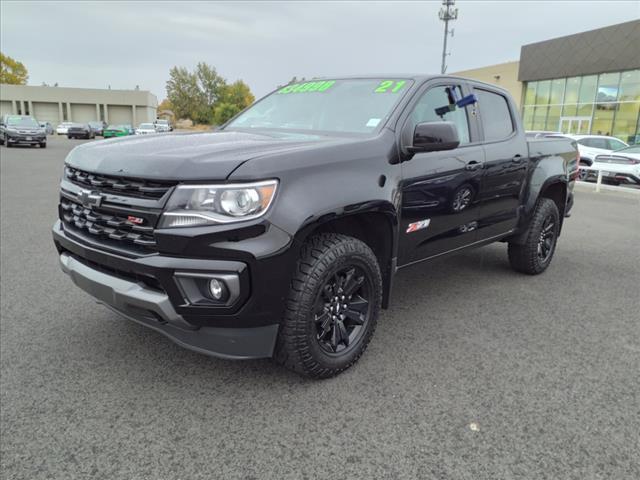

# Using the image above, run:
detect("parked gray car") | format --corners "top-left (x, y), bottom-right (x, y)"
top-left (0, 115), bottom-right (47, 148)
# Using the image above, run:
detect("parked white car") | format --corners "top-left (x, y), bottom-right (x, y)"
top-left (154, 119), bottom-right (172, 132)
top-left (135, 123), bottom-right (157, 135)
top-left (592, 145), bottom-right (640, 185)
top-left (545, 134), bottom-right (629, 180)
top-left (566, 134), bottom-right (628, 163)
top-left (56, 122), bottom-right (73, 135)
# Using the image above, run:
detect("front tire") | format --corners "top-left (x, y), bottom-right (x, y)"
top-left (275, 233), bottom-right (382, 378)
top-left (508, 198), bottom-right (560, 275)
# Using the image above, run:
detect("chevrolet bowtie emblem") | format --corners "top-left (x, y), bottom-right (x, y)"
top-left (77, 189), bottom-right (103, 208)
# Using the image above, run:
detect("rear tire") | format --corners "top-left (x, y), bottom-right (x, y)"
top-left (508, 198), bottom-right (559, 275)
top-left (40, 142), bottom-right (46, 148)
top-left (274, 233), bottom-right (382, 378)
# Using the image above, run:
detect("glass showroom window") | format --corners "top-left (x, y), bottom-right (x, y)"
top-left (613, 70), bottom-right (640, 143)
top-left (592, 72), bottom-right (620, 136)
top-left (523, 70), bottom-right (640, 142)
top-left (532, 105), bottom-right (548, 130)
top-left (535, 80), bottom-right (551, 105)
top-left (549, 78), bottom-right (565, 105)
top-left (524, 82), bottom-right (537, 106)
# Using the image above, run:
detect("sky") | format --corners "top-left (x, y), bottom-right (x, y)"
top-left (1, 1), bottom-right (638, 101)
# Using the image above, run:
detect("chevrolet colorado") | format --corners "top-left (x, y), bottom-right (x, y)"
top-left (53, 76), bottom-right (577, 378)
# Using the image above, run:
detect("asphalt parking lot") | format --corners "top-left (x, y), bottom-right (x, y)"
top-left (1, 135), bottom-right (639, 480)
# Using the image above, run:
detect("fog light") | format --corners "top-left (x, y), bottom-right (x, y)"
top-left (209, 279), bottom-right (224, 300)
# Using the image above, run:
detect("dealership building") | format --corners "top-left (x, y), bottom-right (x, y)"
top-left (454, 20), bottom-right (640, 143)
top-left (0, 84), bottom-right (158, 126)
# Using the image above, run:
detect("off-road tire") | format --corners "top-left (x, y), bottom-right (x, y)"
top-left (274, 233), bottom-right (382, 378)
top-left (508, 198), bottom-right (559, 275)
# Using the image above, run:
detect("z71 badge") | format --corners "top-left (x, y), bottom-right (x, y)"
top-left (406, 219), bottom-right (431, 233)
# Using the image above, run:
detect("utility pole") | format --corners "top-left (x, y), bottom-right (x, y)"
top-left (439, 0), bottom-right (458, 74)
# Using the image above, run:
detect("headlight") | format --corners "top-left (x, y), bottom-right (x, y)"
top-left (159, 180), bottom-right (278, 228)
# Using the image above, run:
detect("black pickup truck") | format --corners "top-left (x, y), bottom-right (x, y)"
top-left (53, 76), bottom-right (577, 378)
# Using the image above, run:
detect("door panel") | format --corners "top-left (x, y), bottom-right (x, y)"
top-left (476, 141), bottom-right (528, 238)
top-left (474, 89), bottom-right (529, 239)
top-left (398, 83), bottom-right (483, 266)
top-left (399, 146), bottom-right (485, 265)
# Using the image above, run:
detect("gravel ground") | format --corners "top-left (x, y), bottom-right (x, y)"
top-left (1, 136), bottom-right (639, 479)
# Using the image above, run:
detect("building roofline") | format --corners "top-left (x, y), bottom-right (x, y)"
top-left (522, 19), bottom-right (640, 48)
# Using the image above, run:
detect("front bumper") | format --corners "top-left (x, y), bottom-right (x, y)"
top-left (6, 133), bottom-right (46, 145)
top-left (53, 220), bottom-right (286, 359)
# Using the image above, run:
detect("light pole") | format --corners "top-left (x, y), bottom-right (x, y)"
top-left (439, 0), bottom-right (458, 74)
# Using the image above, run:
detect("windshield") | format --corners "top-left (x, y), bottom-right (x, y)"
top-left (6, 116), bottom-right (39, 127)
top-left (106, 125), bottom-right (121, 130)
top-left (615, 145), bottom-right (640, 153)
top-left (139, 123), bottom-right (154, 129)
top-left (226, 78), bottom-right (412, 134)
top-left (89, 122), bottom-right (102, 127)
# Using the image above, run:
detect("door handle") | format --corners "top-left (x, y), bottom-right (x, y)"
top-left (511, 155), bottom-right (524, 163)
top-left (465, 161), bottom-right (483, 171)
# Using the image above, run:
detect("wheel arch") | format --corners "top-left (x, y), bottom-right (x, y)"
top-left (293, 208), bottom-right (399, 309)
top-left (509, 177), bottom-right (567, 245)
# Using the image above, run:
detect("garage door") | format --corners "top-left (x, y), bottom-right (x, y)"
top-left (70, 103), bottom-right (97, 123)
top-left (33, 102), bottom-right (60, 125)
top-left (0, 101), bottom-right (13, 117)
top-left (108, 105), bottom-right (132, 125)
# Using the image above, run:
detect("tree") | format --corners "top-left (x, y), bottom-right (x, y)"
top-left (0, 53), bottom-right (28, 85)
top-left (157, 98), bottom-right (173, 114)
top-left (165, 63), bottom-right (254, 125)
top-left (165, 66), bottom-right (200, 121)
top-left (213, 80), bottom-right (255, 125)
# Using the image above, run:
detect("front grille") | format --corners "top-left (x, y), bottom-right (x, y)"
top-left (65, 166), bottom-right (175, 200)
top-left (60, 197), bottom-right (157, 252)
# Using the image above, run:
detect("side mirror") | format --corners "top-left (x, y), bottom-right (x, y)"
top-left (410, 121), bottom-right (460, 153)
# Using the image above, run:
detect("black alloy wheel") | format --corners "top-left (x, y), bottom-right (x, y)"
top-left (314, 265), bottom-right (372, 355)
top-left (537, 215), bottom-right (555, 263)
top-left (275, 233), bottom-right (382, 378)
top-left (508, 198), bottom-right (559, 275)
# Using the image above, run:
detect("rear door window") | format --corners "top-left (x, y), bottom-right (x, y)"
top-left (589, 138), bottom-right (608, 149)
top-left (475, 89), bottom-right (514, 141)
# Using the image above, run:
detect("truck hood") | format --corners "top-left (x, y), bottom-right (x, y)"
top-left (65, 130), bottom-right (353, 180)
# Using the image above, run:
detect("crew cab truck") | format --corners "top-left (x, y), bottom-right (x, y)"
top-left (53, 76), bottom-right (577, 378)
